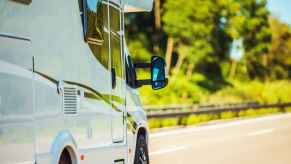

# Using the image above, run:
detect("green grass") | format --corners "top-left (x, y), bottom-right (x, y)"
top-left (203, 80), bottom-right (291, 104)
top-left (285, 107), bottom-right (291, 113)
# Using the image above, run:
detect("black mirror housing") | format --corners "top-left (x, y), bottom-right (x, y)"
top-left (133, 56), bottom-right (168, 90)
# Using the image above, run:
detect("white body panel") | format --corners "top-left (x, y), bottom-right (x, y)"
top-left (0, 0), bottom-right (151, 163)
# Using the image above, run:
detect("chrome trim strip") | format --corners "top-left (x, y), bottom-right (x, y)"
top-left (10, 0), bottom-right (32, 5)
top-left (0, 33), bottom-right (31, 42)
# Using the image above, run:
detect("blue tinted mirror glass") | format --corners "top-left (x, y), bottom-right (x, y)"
top-left (151, 56), bottom-right (166, 90)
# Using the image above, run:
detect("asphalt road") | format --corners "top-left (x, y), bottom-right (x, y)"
top-left (149, 113), bottom-right (291, 164)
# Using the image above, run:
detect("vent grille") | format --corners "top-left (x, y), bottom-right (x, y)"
top-left (63, 87), bottom-right (79, 115)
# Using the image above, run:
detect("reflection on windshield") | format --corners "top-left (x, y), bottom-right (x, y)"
top-left (87, 0), bottom-right (100, 11)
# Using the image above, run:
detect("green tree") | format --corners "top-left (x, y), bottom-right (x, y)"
top-left (124, 0), bottom-right (281, 105)
top-left (240, 0), bottom-right (272, 80)
top-left (162, 0), bottom-right (216, 75)
top-left (268, 17), bottom-right (291, 79)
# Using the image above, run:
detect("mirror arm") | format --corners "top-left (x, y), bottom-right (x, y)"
top-left (134, 63), bottom-right (151, 69)
top-left (136, 79), bottom-right (151, 87)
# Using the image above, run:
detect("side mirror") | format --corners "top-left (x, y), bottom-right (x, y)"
top-left (134, 56), bottom-right (168, 90)
top-left (151, 56), bottom-right (167, 90)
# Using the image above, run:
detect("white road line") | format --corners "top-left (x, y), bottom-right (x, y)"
top-left (150, 146), bottom-right (187, 156)
top-left (150, 113), bottom-right (291, 139)
top-left (247, 129), bottom-right (274, 136)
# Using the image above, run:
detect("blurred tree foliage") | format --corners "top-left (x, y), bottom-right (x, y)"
top-left (268, 17), bottom-right (291, 79)
top-left (124, 0), bottom-right (291, 105)
top-left (240, 0), bottom-right (272, 80)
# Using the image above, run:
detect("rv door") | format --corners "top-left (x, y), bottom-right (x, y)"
top-left (109, 2), bottom-right (126, 143)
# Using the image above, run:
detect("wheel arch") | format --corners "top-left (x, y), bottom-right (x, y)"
top-left (133, 126), bottom-right (150, 164)
top-left (136, 125), bottom-right (149, 144)
top-left (50, 130), bottom-right (79, 164)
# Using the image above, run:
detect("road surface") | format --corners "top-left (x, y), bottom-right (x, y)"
top-left (149, 113), bottom-right (291, 164)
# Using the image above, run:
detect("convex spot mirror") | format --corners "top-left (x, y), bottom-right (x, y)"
top-left (151, 56), bottom-right (168, 90)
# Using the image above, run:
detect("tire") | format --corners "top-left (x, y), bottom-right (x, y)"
top-left (59, 149), bottom-right (72, 164)
top-left (134, 135), bottom-right (149, 164)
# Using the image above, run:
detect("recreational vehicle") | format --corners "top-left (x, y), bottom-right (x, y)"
top-left (0, 0), bottom-right (167, 163)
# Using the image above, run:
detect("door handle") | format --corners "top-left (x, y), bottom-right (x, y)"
top-left (111, 68), bottom-right (116, 89)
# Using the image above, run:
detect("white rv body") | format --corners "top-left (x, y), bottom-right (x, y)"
top-left (0, 0), bottom-right (153, 163)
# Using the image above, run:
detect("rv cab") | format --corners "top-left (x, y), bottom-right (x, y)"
top-left (0, 0), bottom-right (167, 164)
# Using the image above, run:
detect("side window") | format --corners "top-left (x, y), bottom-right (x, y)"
top-left (110, 5), bottom-right (123, 79)
top-left (84, 0), bottom-right (109, 69)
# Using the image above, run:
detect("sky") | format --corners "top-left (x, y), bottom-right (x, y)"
top-left (267, 0), bottom-right (291, 25)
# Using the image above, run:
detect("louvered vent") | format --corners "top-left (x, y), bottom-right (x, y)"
top-left (63, 87), bottom-right (79, 115)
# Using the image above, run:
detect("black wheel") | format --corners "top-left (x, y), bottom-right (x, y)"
top-left (134, 135), bottom-right (149, 164)
top-left (59, 149), bottom-right (72, 164)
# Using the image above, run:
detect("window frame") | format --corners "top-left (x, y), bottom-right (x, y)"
top-left (108, 1), bottom-right (126, 81)
top-left (82, 0), bottom-right (108, 46)
top-left (80, 0), bottom-right (126, 80)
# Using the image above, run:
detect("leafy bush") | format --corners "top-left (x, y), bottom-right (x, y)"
top-left (148, 119), bottom-right (162, 129)
top-left (285, 107), bottom-right (291, 113)
top-left (186, 115), bottom-right (202, 125)
top-left (140, 73), bottom-right (209, 105)
top-left (140, 75), bottom-right (291, 106)
top-left (204, 80), bottom-right (291, 104)
top-left (161, 118), bottom-right (179, 127)
top-left (220, 111), bottom-right (236, 119)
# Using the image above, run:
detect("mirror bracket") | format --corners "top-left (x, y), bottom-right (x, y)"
top-left (134, 63), bottom-right (151, 69)
top-left (133, 63), bottom-right (151, 88)
top-left (135, 79), bottom-right (151, 87)
top-left (131, 56), bottom-right (167, 90)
